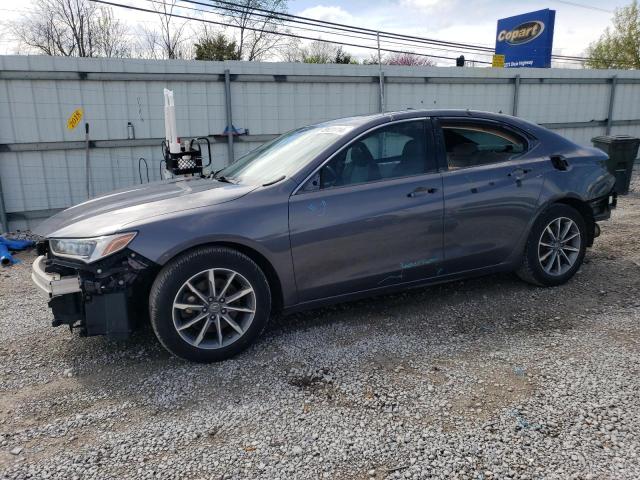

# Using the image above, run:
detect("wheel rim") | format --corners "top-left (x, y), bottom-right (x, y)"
top-left (538, 216), bottom-right (581, 276)
top-left (172, 268), bottom-right (256, 349)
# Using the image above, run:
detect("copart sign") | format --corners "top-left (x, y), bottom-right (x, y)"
top-left (495, 9), bottom-right (555, 68)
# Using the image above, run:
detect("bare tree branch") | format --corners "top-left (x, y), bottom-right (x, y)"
top-left (12, 0), bottom-right (130, 58)
top-left (212, 0), bottom-right (288, 60)
top-left (147, 0), bottom-right (191, 59)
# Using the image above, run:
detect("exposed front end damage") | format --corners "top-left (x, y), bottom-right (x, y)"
top-left (32, 241), bottom-right (157, 339)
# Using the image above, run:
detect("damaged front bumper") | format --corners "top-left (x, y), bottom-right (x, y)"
top-left (32, 255), bottom-right (82, 297)
top-left (32, 245), bottom-right (156, 339)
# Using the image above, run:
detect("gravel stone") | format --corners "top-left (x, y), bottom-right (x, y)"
top-left (1, 173), bottom-right (639, 479)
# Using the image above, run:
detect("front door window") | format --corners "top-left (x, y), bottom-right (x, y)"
top-left (318, 120), bottom-right (431, 189)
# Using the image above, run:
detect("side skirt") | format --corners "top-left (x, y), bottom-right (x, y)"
top-left (281, 262), bottom-right (516, 315)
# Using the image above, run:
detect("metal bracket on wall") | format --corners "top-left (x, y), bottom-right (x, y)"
top-left (224, 69), bottom-right (234, 165)
top-left (512, 74), bottom-right (521, 117)
top-left (0, 177), bottom-right (7, 233)
top-left (606, 75), bottom-right (618, 135)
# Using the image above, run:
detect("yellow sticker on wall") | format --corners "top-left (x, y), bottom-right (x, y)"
top-left (66, 108), bottom-right (83, 130)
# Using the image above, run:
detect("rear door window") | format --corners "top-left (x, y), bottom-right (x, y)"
top-left (441, 124), bottom-right (526, 170)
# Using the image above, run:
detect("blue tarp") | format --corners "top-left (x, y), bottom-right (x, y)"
top-left (0, 236), bottom-right (35, 266)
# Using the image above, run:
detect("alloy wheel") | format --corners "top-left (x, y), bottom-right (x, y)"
top-left (172, 268), bottom-right (256, 349)
top-left (537, 216), bottom-right (582, 276)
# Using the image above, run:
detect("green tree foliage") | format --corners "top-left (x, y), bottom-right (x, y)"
top-left (298, 41), bottom-right (358, 64)
top-left (194, 31), bottom-right (240, 61)
top-left (334, 47), bottom-right (358, 64)
top-left (586, 0), bottom-right (640, 69)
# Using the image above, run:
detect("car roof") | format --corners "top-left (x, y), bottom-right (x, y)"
top-left (319, 109), bottom-right (546, 137)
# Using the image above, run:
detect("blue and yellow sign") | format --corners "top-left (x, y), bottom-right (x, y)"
top-left (495, 9), bottom-right (556, 68)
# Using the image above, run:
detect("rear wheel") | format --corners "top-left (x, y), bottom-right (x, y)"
top-left (149, 246), bottom-right (271, 362)
top-left (517, 204), bottom-right (587, 287)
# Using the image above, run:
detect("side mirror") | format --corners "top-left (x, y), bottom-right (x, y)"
top-left (300, 172), bottom-right (321, 193)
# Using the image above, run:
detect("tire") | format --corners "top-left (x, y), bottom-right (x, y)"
top-left (516, 203), bottom-right (587, 287)
top-left (149, 246), bottom-right (271, 362)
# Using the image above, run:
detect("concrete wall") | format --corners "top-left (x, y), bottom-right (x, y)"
top-left (1, 55), bottom-right (639, 231)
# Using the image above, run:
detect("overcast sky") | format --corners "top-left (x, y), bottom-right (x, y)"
top-left (0, 0), bottom-right (629, 65)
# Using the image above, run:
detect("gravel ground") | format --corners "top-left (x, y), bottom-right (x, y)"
top-left (1, 175), bottom-right (640, 480)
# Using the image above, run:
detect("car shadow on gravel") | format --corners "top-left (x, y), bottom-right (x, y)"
top-left (65, 256), bottom-right (617, 376)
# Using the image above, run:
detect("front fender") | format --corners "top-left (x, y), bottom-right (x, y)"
top-left (125, 192), bottom-right (298, 307)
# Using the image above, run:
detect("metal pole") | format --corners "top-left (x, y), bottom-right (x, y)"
top-left (0, 177), bottom-right (8, 233)
top-left (377, 32), bottom-right (385, 113)
top-left (512, 74), bottom-right (521, 117)
top-left (224, 69), bottom-right (234, 165)
top-left (84, 122), bottom-right (90, 198)
top-left (606, 75), bottom-right (617, 135)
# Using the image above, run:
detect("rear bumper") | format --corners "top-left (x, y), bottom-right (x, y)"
top-left (590, 191), bottom-right (617, 221)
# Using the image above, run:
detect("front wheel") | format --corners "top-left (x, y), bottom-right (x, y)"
top-left (149, 246), bottom-right (271, 362)
top-left (517, 204), bottom-right (587, 287)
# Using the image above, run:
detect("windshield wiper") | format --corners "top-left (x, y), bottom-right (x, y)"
top-left (210, 168), bottom-right (224, 179)
top-left (210, 168), bottom-right (235, 184)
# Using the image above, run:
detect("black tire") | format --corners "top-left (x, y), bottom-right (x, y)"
top-left (516, 203), bottom-right (587, 287)
top-left (149, 246), bottom-right (271, 362)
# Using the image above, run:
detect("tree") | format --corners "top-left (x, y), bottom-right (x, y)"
top-left (94, 7), bottom-right (131, 58)
top-left (212, 0), bottom-right (288, 60)
top-left (278, 38), bottom-right (304, 62)
top-left (13, 0), bottom-right (129, 57)
top-left (148, 0), bottom-right (190, 60)
top-left (294, 40), bottom-right (358, 64)
top-left (301, 40), bottom-right (336, 63)
top-left (334, 46), bottom-right (358, 64)
top-left (386, 52), bottom-right (435, 66)
top-left (585, 0), bottom-right (640, 69)
top-left (194, 29), bottom-right (240, 61)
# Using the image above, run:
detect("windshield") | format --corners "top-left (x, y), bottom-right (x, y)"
top-left (216, 124), bottom-right (352, 185)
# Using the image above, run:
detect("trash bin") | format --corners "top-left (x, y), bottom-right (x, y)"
top-left (591, 135), bottom-right (640, 195)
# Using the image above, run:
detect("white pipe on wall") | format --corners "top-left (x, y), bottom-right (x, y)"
top-left (164, 88), bottom-right (181, 154)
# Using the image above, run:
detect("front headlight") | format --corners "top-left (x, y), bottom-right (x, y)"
top-left (49, 232), bottom-right (137, 263)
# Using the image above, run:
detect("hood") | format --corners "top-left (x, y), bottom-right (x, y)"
top-left (35, 177), bottom-right (257, 238)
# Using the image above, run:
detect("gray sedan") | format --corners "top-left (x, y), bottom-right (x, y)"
top-left (32, 110), bottom-right (617, 362)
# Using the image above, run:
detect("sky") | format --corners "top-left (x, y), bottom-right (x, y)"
top-left (0, 0), bottom-right (630, 66)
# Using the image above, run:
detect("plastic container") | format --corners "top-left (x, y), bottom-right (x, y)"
top-left (591, 135), bottom-right (640, 195)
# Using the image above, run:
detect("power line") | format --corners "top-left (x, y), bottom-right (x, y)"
top-left (196, 0), bottom-right (498, 54)
top-left (191, 0), bottom-right (595, 63)
top-left (92, 0), bottom-right (492, 63)
top-left (93, 0), bottom-right (630, 67)
top-left (171, 0), bottom-right (592, 65)
top-left (172, 0), bottom-right (608, 63)
top-left (158, 0), bottom-right (495, 60)
top-left (553, 0), bottom-right (614, 14)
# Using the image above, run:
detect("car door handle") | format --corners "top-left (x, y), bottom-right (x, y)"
top-left (407, 187), bottom-right (438, 197)
top-left (508, 168), bottom-right (532, 178)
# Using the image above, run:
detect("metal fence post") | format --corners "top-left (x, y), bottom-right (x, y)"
top-left (0, 178), bottom-right (7, 233)
top-left (224, 69), bottom-right (234, 165)
top-left (377, 32), bottom-right (385, 113)
top-left (379, 71), bottom-right (385, 113)
top-left (512, 74), bottom-right (521, 116)
top-left (606, 75), bottom-right (617, 135)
